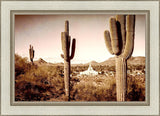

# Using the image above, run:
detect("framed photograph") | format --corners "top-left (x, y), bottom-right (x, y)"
top-left (1, 0), bottom-right (159, 115)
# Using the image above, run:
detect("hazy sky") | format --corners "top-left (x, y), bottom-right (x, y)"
top-left (15, 14), bottom-right (145, 64)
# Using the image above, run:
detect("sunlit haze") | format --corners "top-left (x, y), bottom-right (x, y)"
top-left (15, 14), bottom-right (145, 64)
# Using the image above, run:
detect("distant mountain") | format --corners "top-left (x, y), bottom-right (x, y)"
top-left (54, 62), bottom-right (64, 66)
top-left (34, 58), bottom-right (47, 65)
top-left (86, 61), bottom-right (98, 65)
top-left (127, 56), bottom-right (145, 65)
top-left (34, 56), bottom-right (145, 66)
top-left (34, 58), bottom-right (64, 66)
top-left (100, 57), bottom-right (115, 66)
top-left (100, 56), bottom-right (145, 66)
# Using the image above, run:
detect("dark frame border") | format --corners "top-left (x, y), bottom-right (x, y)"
top-left (10, 10), bottom-right (150, 106)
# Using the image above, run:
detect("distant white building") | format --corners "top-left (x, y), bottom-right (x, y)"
top-left (80, 64), bottom-right (98, 76)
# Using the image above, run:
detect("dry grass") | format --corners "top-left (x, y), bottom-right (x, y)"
top-left (15, 54), bottom-right (145, 101)
top-left (70, 75), bottom-right (116, 101)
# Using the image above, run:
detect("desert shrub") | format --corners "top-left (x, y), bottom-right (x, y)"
top-left (72, 66), bottom-right (88, 72)
top-left (15, 55), bottom-right (145, 101)
top-left (136, 65), bottom-right (145, 70)
top-left (128, 65), bottom-right (145, 71)
top-left (126, 75), bottom-right (145, 101)
top-left (15, 54), bottom-right (31, 77)
top-left (70, 76), bottom-right (116, 101)
top-left (15, 57), bottom-right (65, 101)
top-left (69, 73), bottom-right (145, 101)
top-left (15, 79), bottom-right (65, 101)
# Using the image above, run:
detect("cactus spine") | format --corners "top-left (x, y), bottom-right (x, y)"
top-left (29, 45), bottom-right (35, 65)
top-left (61, 20), bottom-right (76, 101)
top-left (104, 15), bottom-right (135, 101)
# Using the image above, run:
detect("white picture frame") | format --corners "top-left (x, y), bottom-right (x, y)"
top-left (1, 0), bottom-right (159, 115)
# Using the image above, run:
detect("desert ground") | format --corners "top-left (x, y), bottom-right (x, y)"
top-left (15, 54), bottom-right (145, 101)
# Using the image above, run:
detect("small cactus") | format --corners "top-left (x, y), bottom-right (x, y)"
top-left (104, 15), bottom-right (135, 101)
top-left (61, 20), bottom-right (76, 101)
top-left (29, 45), bottom-right (35, 65)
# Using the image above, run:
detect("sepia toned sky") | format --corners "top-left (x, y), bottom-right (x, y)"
top-left (15, 14), bottom-right (145, 64)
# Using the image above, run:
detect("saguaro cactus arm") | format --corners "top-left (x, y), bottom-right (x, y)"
top-left (121, 15), bottom-right (135, 59)
top-left (116, 15), bottom-right (126, 53)
top-left (109, 18), bottom-right (119, 55)
top-left (61, 34), bottom-right (76, 61)
top-left (104, 30), bottom-right (114, 55)
top-left (70, 38), bottom-right (76, 60)
top-left (104, 15), bottom-right (135, 57)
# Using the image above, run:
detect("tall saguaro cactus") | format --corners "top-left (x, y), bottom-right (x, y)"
top-left (61, 20), bottom-right (76, 101)
top-left (29, 45), bottom-right (35, 65)
top-left (104, 15), bottom-right (135, 101)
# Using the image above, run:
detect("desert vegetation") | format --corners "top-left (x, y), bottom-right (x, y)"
top-left (15, 15), bottom-right (145, 102)
top-left (15, 54), bottom-right (145, 101)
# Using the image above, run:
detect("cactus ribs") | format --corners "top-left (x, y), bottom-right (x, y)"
top-left (104, 15), bottom-right (135, 101)
top-left (61, 20), bottom-right (76, 101)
